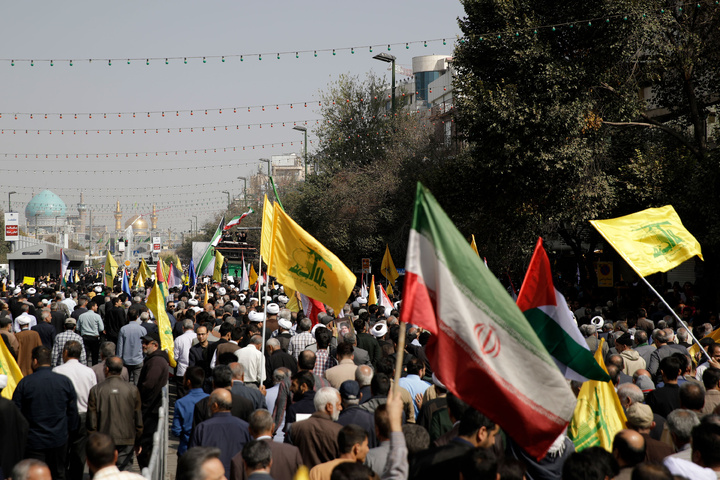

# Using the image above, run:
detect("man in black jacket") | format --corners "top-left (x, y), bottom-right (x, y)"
top-left (136, 333), bottom-right (168, 469)
top-left (103, 296), bottom-right (126, 345)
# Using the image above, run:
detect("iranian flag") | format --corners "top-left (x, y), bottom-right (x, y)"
top-left (377, 283), bottom-right (394, 313)
top-left (517, 238), bottom-right (610, 383)
top-left (224, 208), bottom-right (254, 230)
top-left (299, 292), bottom-right (326, 326)
top-left (400, 183), bottom-right (577, 459)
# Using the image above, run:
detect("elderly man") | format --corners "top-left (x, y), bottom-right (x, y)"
top-left (647, 329), bottom-right (687, 382)
top-left (624, 403), bottom-right (673, 463)
top-left (666, 409), bottom-right (700, 461)
top-left (235, 334), bottom-right (266, 386)
top-left (611, 429), bottom-right (646, 480)
top-left (287, 386), bottom-right (344, 468)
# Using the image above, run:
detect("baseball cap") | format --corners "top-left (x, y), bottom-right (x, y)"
top-left (625, 403), bottom-right (653, 429)
top-left (339, 380), bottom-right (360, 401)
top-left (142, 332), bottom-right (161, 344)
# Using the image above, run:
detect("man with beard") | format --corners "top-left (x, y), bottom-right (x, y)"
top-left (287, 386), bottom-right (343, 469)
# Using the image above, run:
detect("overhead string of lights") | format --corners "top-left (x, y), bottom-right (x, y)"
top-left (0, 97), bottom-right (432, 120)
top-left (1, 37), bottom-right (457, 67)
top-left (0, 160), bottom-right (265, 174)
top-left (1, 179), bottom-right (246, 192)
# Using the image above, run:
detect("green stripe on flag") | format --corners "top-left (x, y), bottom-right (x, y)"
top-left (524, 309), bottom-right (611, 381)
top-left (411, 183), bottom-right (553, 366)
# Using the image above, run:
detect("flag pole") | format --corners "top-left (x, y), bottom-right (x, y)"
top-left (638, 275), bottom-right (711, 363)
top-left (392, 322), bottom-right (406, 396)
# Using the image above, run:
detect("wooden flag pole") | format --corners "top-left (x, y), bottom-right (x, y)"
top-left (639, 275), bottom-right (711, 363)
top-left (393, 322), bottom-right (407, 396)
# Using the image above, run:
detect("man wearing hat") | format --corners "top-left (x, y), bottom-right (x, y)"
top-left (275, 316), bottom-right (294, 353)
top-left (624, 403), bottom-right (673, 463)
top-left (264, 303), bottom-right (280, 342)
top-left (336, 380), bottom-right (377, 448)
top-left (13, 303), bottom-right (37, 333)
top-left (16, 313), bottom-right (43, 376)
top-left (616, 333), bottom-right (646, 377)
top-left (137, 332), bottom-right (169, 469)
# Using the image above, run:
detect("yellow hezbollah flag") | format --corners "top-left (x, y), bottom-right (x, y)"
top-left (285, 286), bottom-right (300, 312)
top-left (213, 249), bottom-right (225, 283)
top-left (470, 234), bottom-right (480, 257)
top-left (590, 206), bottom-right (703, 278)
top-left (568, 338), bottom-right (626, 451)
top-left (248, 264), bottom-right (258, 286)
top-left (268, 206), bottom-right (356, 312)
top-left (0, 336), bottom-right (23, 399)
top-left (381, 244), bottom-right (399, 284)
top-left (146, 279), bottom-right (176, 368)
top-left (690, 329), bottom-right (720, 358)
top-left (136, 258), bottom-right (153, 288)
top-left (386, 284), bottom-right (394, 296)
top-left (368, 275), bottom-right (377, 306)
top-left (104, 251), bottom-right (118, 287)
top-left (260, 195), bottom-right (275, 273)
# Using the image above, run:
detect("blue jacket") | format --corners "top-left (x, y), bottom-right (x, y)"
top-left (171, 388), bottom-right (208, 455)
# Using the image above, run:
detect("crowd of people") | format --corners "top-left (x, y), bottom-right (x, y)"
top-left (1, 274), bottom-right (720, 480)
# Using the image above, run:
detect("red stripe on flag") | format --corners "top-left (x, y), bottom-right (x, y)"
top-left (515, 238), bottom-right (556, 311)
top-left (399, 272), bottom-right (438, 334)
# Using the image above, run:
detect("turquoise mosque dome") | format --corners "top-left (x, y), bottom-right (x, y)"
top-left (25, 189), bottom-right (67, 218)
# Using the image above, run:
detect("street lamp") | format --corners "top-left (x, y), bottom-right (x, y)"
top-left (293, 126), bottom-right (308, 179)
top-left (237, 176), bottom-right (247, 207)
top-left (8, 191), bottom-right (16, 213)
top-left (373, 53), bottom-right (397, 112)
top-left (222, 191), bottom-right (231, 207)
top-left (189, 220), bottom-right (193, 235)
top-left (260, 159), bottom-right (271, 196)
top-left (193, 215), bottom-right (198, 236)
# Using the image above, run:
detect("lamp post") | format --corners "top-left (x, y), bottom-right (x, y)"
top-left (189, 220), bottom-right (193, 235)
top-left (260, 159), bottom-right (271, 197)
top-left (193, 215), bottom-right (198, 236)
top-left (222, 191), bottom-right (231, 207)
top-left (292, 126), bottom-right (308, 179)
top-left (373, 53), bottom-right (397, 112)
top-left (237, 176), bottom-right (247, 207)
top-left (8, 191), bottom-right (16, 213)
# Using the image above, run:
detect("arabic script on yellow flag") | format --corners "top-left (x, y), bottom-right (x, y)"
top-left (590, 205), bottom-right (703, 278)
top-left (268, 206), bottom-right (356, 312)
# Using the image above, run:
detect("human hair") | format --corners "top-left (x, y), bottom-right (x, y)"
top-left (128, 309), bottom-right (139, 322)
top-left (273, 367), bottom-right (291, 385)
top-left (32, 345), bottom-right (52, 366)
top-left (313, 387), bottom-right (340, 412)
top-left (562, 447), bottom-right (619, 480)
top-left (330, 462), bottom-right (376, 480)
top-left (100, 342), bottom-right (116, 359)
top-left (292, 370), bottom-right (315, 392)
top-left (63, 340), bottom-right (83, 359)
top-left (242, 439), bottom-right (272, 470)
top-left (579, 324), bottom-right (596, 337)
top-left (447, 393), bottom-right (470, 423)
top-left (316, 328), bottom-right (332, 349)
top-left (659, 356), bottom-right (682, 381)
top-left (612, 432), bottom-right (645, 467)
top-left (376, 357), bottom-right (395, 376)
top-left (677, 328), bottom-right (689, 342)
top-left (140, 312), bottom-right (150, 321)
top-left (86, 432), bottom-right (116, 469)
top-left (653, 330), bottom-right (669, 344)
top-left (298, 317), bottom-right (312, 332)
top-left (374, 404), bottom-right (392, 439)
top-left (355, 365), bottom-right (373, 387)
top-left (249, 335), bottom-right (262, 346)
top-left (338, 424), bottom-right (368, 454)
top-left (336, 341), bottom-right (354, 359)
top-left (343, 333), bottom-right (357, 345)
top-left (298, 350), bottom-right (316, 370)
top-left (607, 354), bottom-right (624, 370)
top-left (219, 322), bottom-right (234, 338)
top-left (176, 447), bottom-right (222, 480)
top-left (185, 366), bottom-right (205, 389)
top-left (402, 424), bottom-right (430, 455)
top-left (248, 409), bottom-right (273, 435)
top-left (182, 319), bottom-right (194, 330)
top-left (634, 330), bottom-right (648, 345)
top-left (617, 383), bottom-right (645, 405)
top-left (229, 362), bottom-right (244, 380)
top-left (704, 368), bottom-right (720, 390)
top-left (458, 447), bottom-right (498, 480)
top-left (353, 319), bottom-right (366, 333)
top-left (691, 417), bottom-right (720, 468)
top-left (105, 356), bottom-right (124, 375)
top-left (209, 390), bottom-right (232, 411)
top-left (0, 317), bottom-right (11, 329)
top-left (630, 463), bottom-right (673, 480)
top-left (666, 409), bottom-right (700, 445)
top-left (458, 408), bottom-right (496, 437)
top-left (266, 338), bottom-right (281, 349)
top-left (212, 365), bottom-right (233, 388)
top-left (406, 357), bottom-right (424, 376)
top-left (10, 459), bottom-right (49, 480)
top-left (679, 382), bottom-right (705, 410)
top-left (370, 373), bottom-right (390, 396)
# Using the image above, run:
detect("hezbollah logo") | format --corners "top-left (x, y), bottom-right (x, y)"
top-left (632, 221), bottom-right (684, 259)
top-left (288, 241), bottom-right (331, 290)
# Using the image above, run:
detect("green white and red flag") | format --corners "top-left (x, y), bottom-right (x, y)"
top-left (400, 183), bottom-right (577, 459)
top-left (517, 238), bottom-right (610, 383)
top-left (224, 208), bottom-right (254, 230)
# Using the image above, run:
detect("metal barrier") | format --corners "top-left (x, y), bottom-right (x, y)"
top-left (142, 385), bottom-right (169, 480)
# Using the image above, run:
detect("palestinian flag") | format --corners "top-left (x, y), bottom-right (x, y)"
top-left (517, 238), bottom-right (610, 382)
top-left (400, 183), bottom-right (577, 460)
top-left (224, 208), bottom-right (255, 230)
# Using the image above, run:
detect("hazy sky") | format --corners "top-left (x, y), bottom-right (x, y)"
top-left (0, 1), bottom-right (465, 232)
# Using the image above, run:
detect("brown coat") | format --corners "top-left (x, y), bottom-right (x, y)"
top-left (229, 437), bottom-right (303, 480)
top-left (289, 411), bottom-right (342, 468)
top-left (16, 329), bottom-right (42, 376)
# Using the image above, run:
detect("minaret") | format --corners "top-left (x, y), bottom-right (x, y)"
top-left (151, 204), bottom-right (158, 230)
top-left (77, 192), bottom-right (87, 234)
top-left (114, 200), bottom-right (122, 232)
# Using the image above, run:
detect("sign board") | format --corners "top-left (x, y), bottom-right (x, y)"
top-left (124, 260), bottom-right (131, 267)
top-left (22, 276), bottom-right (35, 286)
top-left (118, 241), bottom-right (125, 252)
top-left (4, 213), bottom-right (18, 241)
top-left (153, 237), bottom-right (161, 253)
top-left (595, 261), bottom-right (614, 288)
top-left (361, 258), bottom-right (371, 274)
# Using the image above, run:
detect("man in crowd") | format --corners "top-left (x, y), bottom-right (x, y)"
top-left (172, 366), bottom-right (208, 456)
top-left (85, 432), bottom-right (145, 480)
top-left (308, 425), bottom-right (369, 480)
top-left (287, 386), bottom-right (343, 468)
top-left (51, 318), bottom-right (86, 368)
top-left (117, 309), bottom-right (147, 385)
top-left (137, 333), bottom-right (169, 469)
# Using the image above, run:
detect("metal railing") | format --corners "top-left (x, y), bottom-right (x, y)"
top-left (142, 385), bottom-right (169, 480)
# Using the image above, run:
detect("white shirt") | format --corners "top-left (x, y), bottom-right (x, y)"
top-left (53, 358), bottom-right (97, 413)
top-left (62, 298), bottom-right (77, 313)
top-left (234, 344), bottom-right (265, 383)
top-left (173, 330), bottom-right (197, 377)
